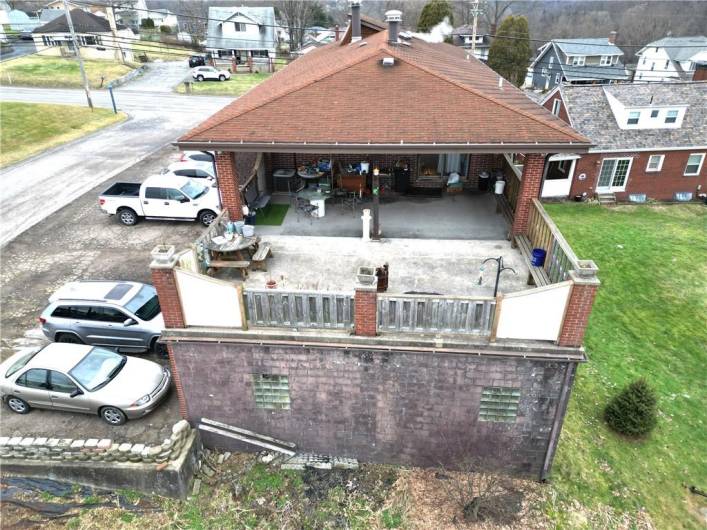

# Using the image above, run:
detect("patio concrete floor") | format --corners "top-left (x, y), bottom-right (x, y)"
top-left (239, 236), bottom-right (530, 297)
top-left (255, 192), bottom-right (509, 240)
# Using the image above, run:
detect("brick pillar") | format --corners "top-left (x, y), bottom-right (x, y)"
top-left (512, 153), bottom-right (546, 236)
top-left (557, 262), bottom-right (600, 347)
top-left (150, 247), bottom-right (185, 328)
top-left (167, 343), bottom-right (188, 419)
top-left (214, 151), bottom-right (243, 220)
top-left (354, 283), bottom-right (378, 337)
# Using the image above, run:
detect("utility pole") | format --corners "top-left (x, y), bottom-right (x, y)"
top-left (106, 2), bottom-right (125, 65)
top-left (62, 0), bottom-right (93, 109)
top-left (470, 0), bottom-right (482, 57)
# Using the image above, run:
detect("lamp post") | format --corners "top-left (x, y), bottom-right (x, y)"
top-left (481, 256), bottom-right (516, 297)
top-left (372, 167), bottom-right (381, 240)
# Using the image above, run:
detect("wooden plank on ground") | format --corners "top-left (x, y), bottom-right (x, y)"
top-left (201, 417), bottom-right (297, 448)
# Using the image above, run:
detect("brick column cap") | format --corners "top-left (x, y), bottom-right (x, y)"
top-left (150, 245), bottom-right (179, 270)
top-left (568, 268), bottom-right (600, 287)
top-left (354, 281), bottom-right (378, 292)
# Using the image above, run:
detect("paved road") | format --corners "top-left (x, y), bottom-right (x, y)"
top-left (0, 86), bottom-right (233, 246)
top-left (0, 41), bottom-right (35, 62)
top-left (119, 60), bottom-right (190, 92)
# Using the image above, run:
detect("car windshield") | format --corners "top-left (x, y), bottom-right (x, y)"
top-left (70, 348), bottom-right (126, 392)
top-left (124, 285), bottom-right (161, 321)
top-left (181, 180), bottom-right (207, 199)
top-left (5, 348), bottom-right (40, 378)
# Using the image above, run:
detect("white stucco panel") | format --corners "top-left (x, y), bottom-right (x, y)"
top-left (175, 268), bottom-right (243, 328)
top-left (496, 281), bottom-right (572, 341)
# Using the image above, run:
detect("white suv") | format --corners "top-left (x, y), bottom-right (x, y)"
top-left (192, 66), bottom-right (231, 82)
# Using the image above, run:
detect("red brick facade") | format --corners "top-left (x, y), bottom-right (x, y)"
top-left (215, 151), bottom-right (244, 219)
top-left (512, 153), bottom-right (546, 236)
top-left (167, 343), bottom-right (188, 419)
top-left (569, 150), bottom-right (707, 201)
top-left (542, 92), bottom-right (570, 124)
top-left (558, 274), bottom-right (599, 347)
top-left (354, 288), bottom-right (378, 336)
top-left (150, 266), bottom-right (185, 328)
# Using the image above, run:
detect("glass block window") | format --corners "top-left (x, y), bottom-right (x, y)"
top-left (253, 374), bottom-right (290, 410)
top-left (479, 387), bottom-right (520, 422)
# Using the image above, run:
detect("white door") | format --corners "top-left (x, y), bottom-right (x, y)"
top-left (541, 155), bottom-right (578, 198)
top-left (597, 158), bottom-right (632, 192)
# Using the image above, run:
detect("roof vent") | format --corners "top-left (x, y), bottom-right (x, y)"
top-left (349, 0), bottom-right (361, 42)
top-left (385, 10), bottom-right (402, 44)
top-left (498, 77), bottom-right (504, 89)
top-left (382, 57), bottom-right (395, 67)
top-left (399, 31), bottom-right (413, 40)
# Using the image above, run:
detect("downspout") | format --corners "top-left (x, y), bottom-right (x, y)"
top-left (540, 361), bottom-right (577, 481)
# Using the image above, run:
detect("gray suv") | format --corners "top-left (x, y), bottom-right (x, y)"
top-left (39, 281), bottom-right (165, 355)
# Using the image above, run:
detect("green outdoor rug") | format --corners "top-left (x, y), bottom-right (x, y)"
top-left (255, 204), bottom-right (289, 226)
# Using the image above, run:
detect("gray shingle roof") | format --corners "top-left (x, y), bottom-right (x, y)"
top-left (206, 6), bottom-right (276, 52)
top-left (554, 38), bottom-right (624, 57)
top-left (641, 36), bottom-right (707, 62)
top-left (560, 82), bottom-right (707, 151)
top-left (33, 8), bottom-right (126, 33)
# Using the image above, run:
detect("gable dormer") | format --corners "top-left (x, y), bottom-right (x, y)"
top-left (603, 87), bottom-right (688, 130)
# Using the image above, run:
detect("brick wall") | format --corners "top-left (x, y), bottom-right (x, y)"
top-left (541, 93), bottom-right (570, 124)
top-left (569, 150), bottom-right (707, 201)
top-left (354, 289), bottom-right (377, 336)
top-left (171, 340), bottom-right (578, 478)
top-left (512, 153), bottom-right (545, 236)
top-left (214, 151), bottom-right (244, 219)
top-left (558, 275), bottom-right (599, 347)
top-left (150, 267), bottom-right (185, 328)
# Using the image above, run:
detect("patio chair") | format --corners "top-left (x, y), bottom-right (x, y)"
top-left (341, 191), bottom-right (361, 216)
top-left (295, 197), bottom-right (318, 224)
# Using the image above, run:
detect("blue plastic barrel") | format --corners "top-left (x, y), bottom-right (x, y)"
top-left (531, 248), bottom-right (546, 267)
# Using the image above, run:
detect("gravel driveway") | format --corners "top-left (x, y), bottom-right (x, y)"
top-left (0, 146), bottom-right (205, 444)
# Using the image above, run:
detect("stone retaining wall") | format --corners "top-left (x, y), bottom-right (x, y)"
top-left (0, 420), bottom-right (191, 465)
top-left (109, 64), bottom-right (147, 88)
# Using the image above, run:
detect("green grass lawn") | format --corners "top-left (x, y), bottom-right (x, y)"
top-left (543, 203), bottom-right (707, 529)
top-left (256, 203), bottom-right (289, 226)
top-left (175, 72), bottom-right (271, 96)
top-left (0, 56), bottom-right (137, 89)
top-left (0, 102), bottom-right (125, 167)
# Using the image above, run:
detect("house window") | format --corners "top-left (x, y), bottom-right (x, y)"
top-left (549, 56), bottom-right (554, 66)
top-left (233, 22), bottom-right (246, 32)
top-left (418, 154), bottom-right (468, 176)
top-left (665, 59), bottom-right (670, 69)
top-left (555, 73), bottom-right (561, 84)
top-left (479, 387), bottom-right (520, 422)
top-left (541, 67), bottom-right (549, 76)
top-left (598, 158), bottom-right (632, 190)
top-left (684, 153), bottom-right (705, 176)
top-left (571, 56), bottom-right (585, 66)
top-left (665, 110), bottom-right (679, 124)
top-left (650, 110), bottom-right (659, 118)
top-left (253, 374), bottom-right (290, 409)
top-left (251, 50), bottom-right (269, 58)
top-left (646, 154), bottom-right (664, 172)
top-left (600, 55), bottom-right (612, 66)
top-left (627, 111), bottom-right (640, 125)
top-left (557, 160), bottom-right (568, 172)
top-left (642, 57), bottom-right (647, 65)
top-left (551, 99), bottom-right (561, 116)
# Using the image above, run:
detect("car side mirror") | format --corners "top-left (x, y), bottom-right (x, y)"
top-left (180, 197), bottom-right (190, 203)
top-left (123, 318), bottom-right (137, 327)
top-left (70, 388), bottom-right (83, 398)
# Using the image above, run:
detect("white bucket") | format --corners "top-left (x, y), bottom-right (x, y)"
top-left (242, 225), bottom-right (255, 237)
top-left (494, 180), bottom-right (506, 194)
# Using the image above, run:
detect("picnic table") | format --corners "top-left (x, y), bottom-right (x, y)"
top-left (206, 235), bottom-right (260, 278)
top-left (297, 189), bottom-right (332, 217)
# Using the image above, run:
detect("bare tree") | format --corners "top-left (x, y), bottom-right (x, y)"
top-left (483, 0), bottom-right (514, 35)
top-left (280, 0), bottom-right (316, 51)
top-left (176, 0), bottom-right (208, 44)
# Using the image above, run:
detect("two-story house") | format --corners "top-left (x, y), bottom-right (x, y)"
top-left (540, 81), bottom-right (706, 202)
top-left (635, 36), bottom-right (707, 82)
top-left (528, 32), bottom-right (630, 91)
top-left (150, 4), bottom-right (601, 480)
top-left (451, 24), bottom-right (491, 62)
top-left (206, 6), bottom-right (277, 70)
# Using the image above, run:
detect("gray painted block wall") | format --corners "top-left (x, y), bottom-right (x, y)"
top-left (171, 341), bottom-right (577, 478)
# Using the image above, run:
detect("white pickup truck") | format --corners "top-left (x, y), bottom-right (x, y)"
top-left (99, 174), bottom-right (221, 226)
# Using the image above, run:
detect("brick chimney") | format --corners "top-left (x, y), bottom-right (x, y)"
top-left (385, 10), bottom-right (402, 44)
top-left (608, 30), bottom-right (617, 45)
top-left (350, 0), bottom-right (361, 42)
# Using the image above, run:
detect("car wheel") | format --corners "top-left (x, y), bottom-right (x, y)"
top-left (56, 333), bottom-right (83, 344)
top-left (100, 406), bottom-right (127, 426)
top-left (151, 338), bottom-right (169, 358)
top-left (118, 208), bottom-right (138, 226)
top-left (6, 396), bottom-right (30, 414)
top-left (219, 74), bottom-right (225, 81)
top-left (197, 75), bottom-right (204, 82)
top-left (199, 210), bottom-right (217, 226)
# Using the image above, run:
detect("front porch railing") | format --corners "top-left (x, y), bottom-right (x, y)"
top-left (526, 199), bottom-right (580, 284)
top-left (377, 294), bottom-right (496, 335)
top-left (244, 289), bottom-right (354, 329)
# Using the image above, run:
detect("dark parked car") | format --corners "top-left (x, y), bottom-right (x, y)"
top-left (189, 55), bottom-right (206, 68)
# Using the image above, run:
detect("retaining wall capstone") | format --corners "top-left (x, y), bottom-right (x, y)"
top-left (109, 64), bottom-right (147, 88)
top-left (0, 419), bottom-right (191, 465)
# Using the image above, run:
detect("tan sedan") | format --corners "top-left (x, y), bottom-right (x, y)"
top-left (0, 343), bottom-right (170, 425)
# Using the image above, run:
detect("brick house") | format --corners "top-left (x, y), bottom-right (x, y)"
top-left (541, 82), bottom-right (707, 202)
top-left (153, 5), bottom-right (601, 480)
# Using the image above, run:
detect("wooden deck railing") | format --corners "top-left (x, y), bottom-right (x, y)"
top-left (526, 199), bottom-right (580, 284)
top-left (377, 294), bottom-right (496, 335)
top-left (502, 155), bottom-right (522, 213)
top-left (244, 289), bottom-right (354, 329)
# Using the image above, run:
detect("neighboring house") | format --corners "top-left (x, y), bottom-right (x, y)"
top-left (451, 24), bottom-right (491, 62)
top-left (114, 0), bottom-right (146, 32)
top-left (154, 7), bottom-right (601, 481)
top-left (37, 8), bottom-right (66, 24)
top-left (0, 1), bottom-right (9, 42)
top-left (540, 82), bottom-right (706, 202)
top-left (7, 9), bottom-right (39, 32)
top-left (205, 6), bottom-right (277, 69)
top-left (635, 36), bottom-right (707, 82)
top-left (527, 32), bottom-right (629, 91)
top-left (144, 8), bottom-right (179, 30)
top-left (32, 8), bottom-right (136, 62)
top-left (296, 29), bottom-right (338, 55)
